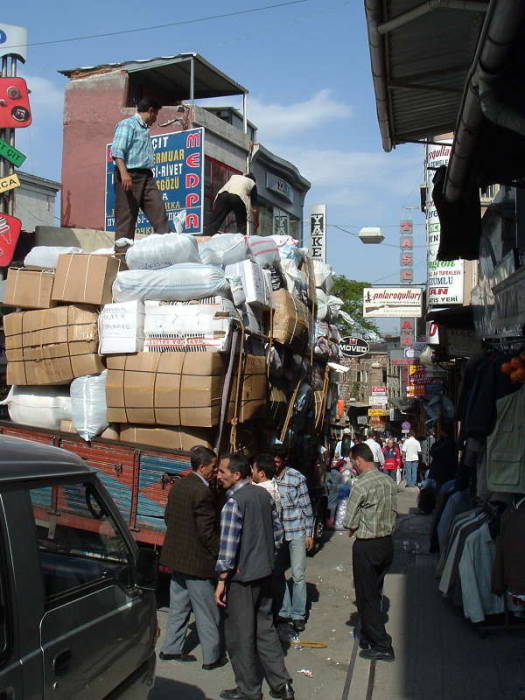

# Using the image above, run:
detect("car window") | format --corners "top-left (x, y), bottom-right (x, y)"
top-left (30, 482), bottom-right (132, 601)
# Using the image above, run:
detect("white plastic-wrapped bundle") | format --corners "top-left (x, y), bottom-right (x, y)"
top-left (125, 233), bottom-right (200, 270)
top-left (226, 275), bottom-right (246, 307)
top-left (316, 289), bottom-right (328, 321)
top-left (24, 246), bottom-right (84, 268)
top-left (113, 263), bottom-right (230, 302)
top-left (70, 372), bottom-right (108, 441)
top-left (280, 259), bottom-right (307, 295)
top-left (200, 234), bottom-right (249, 266)
top-left (0, 386), bottom-right (72, 430)
top-left (246, 235), bottom-right (279, 267)
top-left (312, 260), bottom-right (334, 293)
top-left (327, 295), bottom-right (344, 320)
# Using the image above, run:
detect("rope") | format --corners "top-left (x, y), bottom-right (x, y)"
top-left (229, 323), bottom-right (246, 452)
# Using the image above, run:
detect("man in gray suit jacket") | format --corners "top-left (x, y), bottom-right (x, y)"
top-left (159, 445), bottom-right (226, 670)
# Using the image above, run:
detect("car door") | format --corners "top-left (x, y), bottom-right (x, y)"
top-left (28, 478), bottom-right (155, 700)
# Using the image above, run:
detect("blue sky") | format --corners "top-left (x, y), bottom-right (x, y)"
top-left (4, 0), bottom-right (426, 329)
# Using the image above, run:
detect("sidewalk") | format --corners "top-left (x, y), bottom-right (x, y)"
top-left (150, 488), bottom-right (525, 700)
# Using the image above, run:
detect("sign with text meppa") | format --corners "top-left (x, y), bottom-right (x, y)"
top-left (309, 204), bottom-right (326, 261)
top-left (105, 127), bottom-right (204, 235)
top-left (363, 287), bottom-right (423, 318)
top-left (340, 336), bottom-right (369, 358)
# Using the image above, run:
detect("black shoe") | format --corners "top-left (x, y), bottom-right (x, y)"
top-left (359, 637), bottom-right (371, 650)
top-left (270, 681), bottom-right (295, 699)
top-left (159, 652), bottom-right (197, 662)
top-left (276, 616), bottom-right (292, 625)
top-left (292, 619), bottom-right (306, 633)
top-left (202, 655), bottom-right (228, 670)
top-left (219, 689), bottom-right (253, 700)
top-left (360, 647), bottom-right (395, 662)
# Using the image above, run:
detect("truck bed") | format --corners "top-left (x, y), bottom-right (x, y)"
top-left (0, 421), bottom-right (190, 547)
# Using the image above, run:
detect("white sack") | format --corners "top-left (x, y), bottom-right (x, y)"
top-left (99, 300), bottom-right (145, 354)
top-left (226, 275), bottom-right (246, 307)
top-left (327, 295), bottom-right (344, 320)
top-left (281, 259), bottom-right (307, 295)
top-left (312, 260), bottom-right (335, 293)
top-left (0, 386), bottom-right (72, 430)
top-left (125, 233), bottom-right (200, 270)
top-left (71, 371), bottom-right (108, 441)
top-left (246, 235), bottom-right (279, 267)
top-left (316, 289), bottom-right (328, 321)
top-left (113, 263), bottom-right (230, 303)
top-left (200, 234), bottom-right (249, 266)
top-left (24, 246), bottom-right (84, 269)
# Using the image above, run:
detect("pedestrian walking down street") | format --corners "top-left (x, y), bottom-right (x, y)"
top-left (365, 432), bottom-right (385, 470)
top-left (344, 443), bottom-right (397, 662)
top-left (215, 454), bottom-right (294, 700)
top-left (382, 437), bottom-right (401, 482)
top-left (273, 449), bottom-right (314, 633)
top-left (251, 454), bottom-right (282, 519)
top-left (111, 97), bottom-right (169, 238)
top-left (159, 446), bottom-right (226, 670)
top-left (205, 173), bottom-right (257, 235)
top-left (402, 431), bottom-right (422, 487)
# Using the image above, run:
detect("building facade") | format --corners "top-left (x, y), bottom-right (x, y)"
top-left (14, 172), bottom-right (60, 232)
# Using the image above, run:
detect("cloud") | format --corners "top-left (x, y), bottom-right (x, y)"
top-left (249, 89), bottom-right (352, 139)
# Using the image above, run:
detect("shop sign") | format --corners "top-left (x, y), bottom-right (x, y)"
top-left (391, 358), bottom-right (414, 366)
top-left (0, 213), bottom-right (22, 266)
top-left (368, 408), bottom-right (388, 417)
top-left (371, 386), bottom-right (386, 394)
top-left (369, 416), bottom-right (385, 427)
top-left (0, 23), bottom-right (27, 62)
top-left (369, 396), bottom-right (388, 406)
top-left (0, 137), bottom-right (26, 167)
top-left (0, 173), bottom-right (20, 193)
top-left (309, 204), bottom-right (326, 261)
top-left (357, 415), bottom-right (368, 425)
top-left (426, 321), bottom-right (440, 345)
top-left (401, 421), bottom-right (411, 431)
top-left (266, 173), bottom-right (293, 202)
top-left (425, 139), bottom-right (464, 306)
top-left (105, 127), bottom-right (204, 235)
top-left (363, 287), bottom-right (422, 318)
top-left (340, 336), bottom-right (369, 357)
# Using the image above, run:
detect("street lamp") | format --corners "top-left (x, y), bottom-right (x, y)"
top-left (358, 227), bottom-right (384, 244)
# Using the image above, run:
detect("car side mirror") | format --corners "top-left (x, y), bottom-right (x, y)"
top-left (136, 547), bottom-right (159, 591)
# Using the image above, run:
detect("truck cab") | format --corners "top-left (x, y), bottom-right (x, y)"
top-left (0, 436), bottom-right (157, 699)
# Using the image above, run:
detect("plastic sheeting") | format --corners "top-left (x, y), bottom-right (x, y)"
top-left (0, 386), bottom-right (72, 430)
top-left (24, 246), bottom-right (84, 268)
top-left (125, 233), bottom-right (200, 270)
top-left (246, 235), bottom-right (279, 267)
top-left (70, 371), bottom-right (108, 441)
top-left (199, 234), bottom-right (249, 266)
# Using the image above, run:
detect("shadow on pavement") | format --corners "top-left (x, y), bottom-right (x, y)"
top-left (152, 676), bottom-right (210, 699)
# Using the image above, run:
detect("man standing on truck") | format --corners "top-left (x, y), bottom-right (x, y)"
top-left (273, 449), bottom-right (314, 634)
top-left (204, 173), bottom-right (257, 235)
top-left (159, 445), bottom-right (226, 670)
top-left (215, 453), bottom-right (294, 700)
top-left (111, 97), bottom-right (170, 238)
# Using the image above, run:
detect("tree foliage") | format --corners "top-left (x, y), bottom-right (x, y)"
top-left (330, 275), bottom-right (380, 335)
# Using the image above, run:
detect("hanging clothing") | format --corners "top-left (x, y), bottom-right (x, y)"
top-left (492, 497), bottom-right (525, 595)
top-left (484, 384), bottom-right (525, 494)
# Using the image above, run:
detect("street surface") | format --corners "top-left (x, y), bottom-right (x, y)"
top-left (151, 489), bottom-right (525, 700)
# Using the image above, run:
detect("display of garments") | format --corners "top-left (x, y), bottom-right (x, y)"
top-left (438, 509), bottom-right (486, 594)
top-left (458, 522), bottom-right (504, 623)
top-left (492, 497), bottom-right (525, 595)
top-left (485, 384), bottom-right (525, 493)
top-left (437, 490), bottom-right (473, 550)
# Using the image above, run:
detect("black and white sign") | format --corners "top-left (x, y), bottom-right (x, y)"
top-left (309, 204), bottom-right (327, 261)
top-left (340, 336), bottom-right (369, 357)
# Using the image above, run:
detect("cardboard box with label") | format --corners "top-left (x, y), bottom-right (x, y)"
top-left (99, 300), bottom-right (145, 354)
top-left (4, 305), bottom-right (103, 385)
top-left (106, 352), bottom-right (225, 427)
top-left (225, 260), bottom-right (270, 309)
top-left (120, 425), bottom-right (213, 451)
top-left (271, 289), bottom-right (309, 347)
top-left (4, 268), bottom-right (56, 309)
top-left (52, 254), bottom-right (121, 306)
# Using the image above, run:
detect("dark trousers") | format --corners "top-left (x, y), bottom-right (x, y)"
top-left (352, 536), bottom-right (394, 652)
top-left (114, 168), bottom-right (169, 238)
top-left (205, 192), bottom-right (247, 235)
top-left (225, 576), bottom-right (290, 700)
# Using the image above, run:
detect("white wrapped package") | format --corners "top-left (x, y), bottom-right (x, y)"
top-left (327, 295), bottom-right (344, 320)
top-left (225, 260), bottom-right (269, 308)
top-left (0, 386), bottom-right (72, 430)
top-left (24, 246), bottom-right (84, 269)
top-left (200, 234), bottom-right (249, 266)
top-left (281, 259), bottom-right (307, 295)
top-left (144, 299), bottom-right (237, 353)
top-left (226, 275), bottom-right (246, 307)
top-left (71, 371), bottom-right (108, 441)
top-left (312, 260), bottom-right (334, 293)
top-left (125, 233), bottom-right (200, 270)
top-left (99, 300), bottom-right (145, 354)
top-left (112, 263), bottom-right (230, 303)
top-left (316, 289), bottom-right (328, 321)
top-left (246, 236), bottom-right (279, 267)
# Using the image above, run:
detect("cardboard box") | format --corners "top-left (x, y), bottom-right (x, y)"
top-left (4, 305), bottom-right (103, 385)
top-left (225, 260), bottom-right (270, 309)
top-left (106, 352), bottom-right (225, 427)
top-left (271, 289), bottom-right (309, 347)
top-left (229, 354), bottom-right (267, 423)
top-left (99, 300), bottom-right (145, 354)
top-left (143, 299), bottom-right (236, 353)
top-left (120, 425), bottom-right (213, 451)
top-left (59, 419), bottom-right (76, 433)
top-left (100, 424), bottom-right (120, 440)
top-left (4, 268), bottom-right (56, 309)
top-left (52, 254), bottom-right (121, 306)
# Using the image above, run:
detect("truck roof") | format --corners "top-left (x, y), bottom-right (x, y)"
top-left (0, 436), bottom-right (92, 483)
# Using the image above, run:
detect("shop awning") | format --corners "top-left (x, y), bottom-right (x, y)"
top-left (347, 401), bottom-right (370, 409)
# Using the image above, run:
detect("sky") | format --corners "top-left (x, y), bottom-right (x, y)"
top-left (3, 0), bottom-right (427, 332)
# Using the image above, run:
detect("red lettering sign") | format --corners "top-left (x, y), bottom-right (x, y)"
top-left (185, 213), bottom-right (200, 229)
top-left (186, 153), bottom-right (201, 168)
top-left (185, 193), bottom-right (200, 207)
top-left (0, 213), bottom-right (22, 266)
top-left (186, 132), bottom-right (201, 148)
top-left (185, 173), bottom-right (200, 188)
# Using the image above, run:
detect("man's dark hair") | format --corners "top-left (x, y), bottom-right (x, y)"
top-left (244, 172), bottom-right (256, 182)
top-left (221, 452), bottom-right (251, 479)
top-left (253, 454), bottom-right (276, 480)
top-left (272, 446), bottom-right (288, 460)
top-left (137, 97), bottom-right (162, 113)
top-left (190, 445), bottom-right (216, 471)
top-left (354, 433), bottom-right (364, 443)
top-left (350, 443), bottom-right (374, 463)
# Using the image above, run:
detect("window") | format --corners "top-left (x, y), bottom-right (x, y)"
top-left (30, 482), bottom-right (132, 601)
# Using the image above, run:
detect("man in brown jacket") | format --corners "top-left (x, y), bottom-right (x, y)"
top-left (159, 445), bottom-right (226, 669)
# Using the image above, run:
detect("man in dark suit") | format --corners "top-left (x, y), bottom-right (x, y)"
top-left (159, 445), bottom-right (226, 669)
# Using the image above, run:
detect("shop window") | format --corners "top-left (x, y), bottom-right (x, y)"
top-left (204, 157), bottom-right (241, 232)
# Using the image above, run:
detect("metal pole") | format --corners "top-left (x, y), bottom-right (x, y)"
top-left (7, 55), bottom-right (17, 216)
top-left (242, 93), bottom-right (248, 135)
top-left (0, 56), bottom-right (7, 214)
top-left (189, 57), bottom-right (194, 103)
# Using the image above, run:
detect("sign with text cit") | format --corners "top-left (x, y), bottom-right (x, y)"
top-left (309, 204), bottom-right (327, 261)
top-left (105, 127), bottom-right (204, 235)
